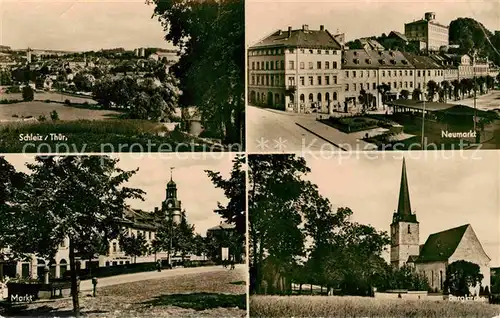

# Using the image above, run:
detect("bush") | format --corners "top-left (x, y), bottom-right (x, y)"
top-left (22, 86), bottom-right (34, 102)
top-left (5, 86), bottom-right (21, 94)
top-left (64, 99), bottom-right (71, 105)
top-left (0, 99), bottom-right (20, 104)
top-left (50, 110), bottom-right (59, 121)
top-left (44, 99), bottom-right (51, 103)
top-left (38, 115), bottom-right (46, 122)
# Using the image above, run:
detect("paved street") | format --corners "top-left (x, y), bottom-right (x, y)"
top-left (447, 89), bottom-right (500, 110)
top-left (247, 106), bottom-right (377, 153)
top-left (80, 265), bottom-right (245, 292)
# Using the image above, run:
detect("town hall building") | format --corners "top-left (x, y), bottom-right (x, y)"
top-left (390, 158), bottom-right (490, 294)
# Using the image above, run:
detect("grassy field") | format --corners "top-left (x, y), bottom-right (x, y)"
top-left (0, 101), bottom-right (120, 121)
top-left (0, 120), bottom-right (217, 152)
top-left (1, 92), bottom-right (98, 105)
top-left (250, 295), bottom-right (500, 318)
top-left (3, 268), bottom-right (246, 317)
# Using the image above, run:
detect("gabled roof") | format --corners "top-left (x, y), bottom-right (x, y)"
top-left (416, 224), bottom-right (469, 263)
top-left (250, 27), bottom-right (342, 50)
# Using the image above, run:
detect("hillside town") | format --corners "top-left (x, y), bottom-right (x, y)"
top-left (247, 13), bottom-right (500, 151)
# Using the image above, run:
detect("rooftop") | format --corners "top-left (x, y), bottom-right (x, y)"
top-left (416, 224), bottom-right (469, 263)
top-left (250, 25), bottom-right (342, 50)
top-left (342, 49), bottom-right (414, 69)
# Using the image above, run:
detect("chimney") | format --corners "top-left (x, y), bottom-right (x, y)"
top-left (288, 26), bottom-right (292, 37)
top-left (320, 25), bottom-right (324, 31)
top-left (302, 24), bottom-right (309, 31)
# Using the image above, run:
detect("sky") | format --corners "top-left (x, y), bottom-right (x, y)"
top-left (0, 0), bottom-right (174, 51)
top-left (301, 150), bottom-right (500, 267)
top-left (4, 153), bottom-right (238, 235)
top-left (246, 0), bottom-right (500, 45)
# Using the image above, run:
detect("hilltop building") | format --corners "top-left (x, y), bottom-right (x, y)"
top-left (404, 12), bottom-right (449, 52)
top-left (390, 158), bottom-right (490, 294)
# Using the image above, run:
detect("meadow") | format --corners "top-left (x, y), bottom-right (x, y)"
top-left (250, 295), bottom-right (500, 318)
top-left (0, 120), bottom-right (216, 152)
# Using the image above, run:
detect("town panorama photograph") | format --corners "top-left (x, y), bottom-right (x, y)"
top-left (246, 0), bottom-right (500, 152)
top-left (0, 153), bottom-right (246, 317)
top-left (248, 152), bottom-right (500, 317)
top-left (0, 0), bottom-right (244, 153)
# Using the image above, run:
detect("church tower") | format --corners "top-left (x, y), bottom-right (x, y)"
top-left (390, 158), bottom-right (420, 268)
top-left (162, 168), bottom-right (182, 225)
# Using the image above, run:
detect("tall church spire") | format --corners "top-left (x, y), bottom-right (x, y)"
top-left (397, 158), bottom-right (412, 216)
top-left (393, 158), bottom-right (417, 223)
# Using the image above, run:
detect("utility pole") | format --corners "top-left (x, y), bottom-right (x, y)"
top-left (421, 68), bottom-right (426, 148)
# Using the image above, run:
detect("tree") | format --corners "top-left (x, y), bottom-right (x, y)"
top-left (20, 156), bottom-right (145, 317)
top-left (119, 232), bottom-right (149, 263)
top-left (444, 260), bottom-right (484, 296)
top-left (0, 157), bottom-right (31, 280)
top-left (412, 88), bottom-right (422, 101)
top-left (400, 89), bottom-right (410, 100)
top-left (22, 85), bottom-right (34, 101)
top-left (0, 70), bottom-right (13, 86)
top-left (153, 216), bottom-right (178, 264)
top-left (205, 155), bottom-right (245, 236)
top-left (151, 0), bottom-right (245, 145)
top-left (192, 234), bottom-right (206, 257)
top-left (426, 80), bottom-right (438, 102)
top-left (73, 72), bottom-right (93, 92)
top-left (441, 81), bottom-right (451, 102)
top-left (452, 80), bottom-right (460, 100)
top-left (177, 211), bottom-right (195, 262)
top-left (248, 155), bottom-right (309, 293)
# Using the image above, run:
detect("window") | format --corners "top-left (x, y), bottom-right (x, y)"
top-left (309, 62), bottom-right (313, 69)
top-left (265, 75), bottom-right (269, 86)
top-left (353, 83), bottom-right (357, 91)
top-left (112, 242), bottom-right (117, 253)
top-left (281, 61), bottom-right (285, 69)
top-left (388, 71), bottom-right (391, 77)
top-left (300, 76), bottom-right (305, 86)
top-left (257, 76), bottom-right (260, 85)
top-left (399, 70), bottom-right (402, 76)
top-left (325, 61), bottom-right (330, 69)
top-left (345, 71), bottom-right (349, 78)
top-left (325, 76), bottom-right (330, 85)
top-left (393, 82), bottom-right (396, 88)
top-left (333, 76), bottom-right (337, 84)
top-left (373, 70), bottom-right (376, 76)
top-left (332, 61), bottom-right (338, 69)
top-left (372, 83), bottom-right (376, 90)
top-left (417, 70), bottom-right (421, 77)
top-left (353, 71), bottom-right (356, 78)
top-left (251, 76), bottom-right (255, 85)
top-left (275, 61), bottom-right (279, 70)
top-left (270, 62), bottom-right (274, 70)
top-left (399, 82), bottom-right (402, 88)
top-left (288, 77), bottom-right (295, 86)
top-left (300, 62), bottom-right (305, 69)
top-left (393, 70), bottom-right (397, 76)
top-left (345, 84), bottom-right (349, 91)
top-left (251, 61), bottom-right (255, 70)
top-left (256, 61), bottom-right (260, 70)
top-left (404, 81), bottom-right (408, 88)
top-left (407, 224), bottom-right (411, 234)
top-left (405, 70), bottom-right (408, 76)
top-left (410, 70), bottom-right (413, 76)
top-left (317, 49), bottom-right (321, 54)
top-left (382, 71), bottom-right (385, 77)
top-left (360, 71), bottom-right (363, 77)
top-left (317, 76), bottom-right (322, 85)
top-left (317, 61), bottom-right (322, 69)
top-left (265, 61), bottom-right (269, 70)
top-left (428, 70), bottom-right (431, 76)
top-left (289, 61), bottom-right (295, 70)
top-left (309, 76), bottom-right (313, 85)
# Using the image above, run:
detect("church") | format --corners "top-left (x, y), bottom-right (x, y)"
top-left (390, 158), bottom-right (490, 294)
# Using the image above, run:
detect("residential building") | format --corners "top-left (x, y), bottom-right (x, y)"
top-left (404, 12), bottom-right (449, 52)
top-left (342, 49), bottom-right (415, 108)
top-left (400, 52), bottom-right (444, 95)
top-left (248, 24), bottom-right (343, 113)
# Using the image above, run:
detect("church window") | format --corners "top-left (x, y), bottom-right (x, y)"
top-left (431, 270), bottom-right (434, 287)
top-left (440, 271), bottom-right (443, 290)
top-left (407, 224), bottom-right (411, 234)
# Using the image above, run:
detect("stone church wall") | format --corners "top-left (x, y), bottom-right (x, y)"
top-left (449, 226), bottom-right (491, 292)
top-left (415, 261), bottom-right (446, 291)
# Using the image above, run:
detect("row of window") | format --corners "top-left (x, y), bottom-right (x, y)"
top-left (251, 60), bottom-right (339, 71)
top-left (249, 48), bottom-right (339, 56)
top-left (345, 81), bottom-right (415, 92)
top-left (344, 69), bottom-right (444, 78)
top-left (250, 74), bottom-right (340, 87)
